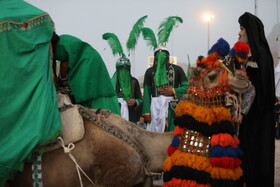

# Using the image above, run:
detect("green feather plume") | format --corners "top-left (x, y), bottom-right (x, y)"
top-left (126, 15), bottom-right (148, 52)
top-left (102, 33), bottom-right (124, 56)
top-left (141, 27), bottom-right (158, 50)
top-left (157, 16), bottom-right (183, 46)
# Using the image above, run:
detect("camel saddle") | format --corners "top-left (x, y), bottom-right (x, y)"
top-left (43, 93), bottom-right (85, 152)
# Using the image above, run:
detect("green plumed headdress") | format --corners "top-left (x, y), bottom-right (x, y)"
top-left (140, 16), bottom-right (183, 87)
top-left (102, 32), bottom-right (130, 67)
top-left (141, 16), bottom-right (183, 51)
top-left (157, 16), bottom-right (183, 46)
top-left (127, 15), bottom-right (148, 53)
top-left (103, 16), bottom-right (148, 100)
top-left (103, 15), bottom-right (148, 67)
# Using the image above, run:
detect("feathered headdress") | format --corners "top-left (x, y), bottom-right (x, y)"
top-left (140, 16), bottom-right (183, 87)
top-left (126, 15), bottom-right (148, 53)
top-left (103, 16), bottom-right (148, 101)
top-left (103, 15), bottom-right (148, 67)
top-left (141, 16), bottom-right (183, 52)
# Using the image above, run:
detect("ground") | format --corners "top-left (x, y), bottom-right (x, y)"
top-left (153, 139), bottom-right (280, 187)
top-left (275, 139), bottom-right (280, 187)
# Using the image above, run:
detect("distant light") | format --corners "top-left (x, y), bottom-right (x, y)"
top-left (203, 13), bottom-right (214, 22)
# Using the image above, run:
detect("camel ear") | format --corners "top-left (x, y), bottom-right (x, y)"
top-left (189, 67), bottom-right (198, 79)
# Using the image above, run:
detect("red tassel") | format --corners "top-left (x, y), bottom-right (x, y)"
top-left (167, 146), bottom-right (177, 156)
top-left (210, 157), bottom-right (242, 169)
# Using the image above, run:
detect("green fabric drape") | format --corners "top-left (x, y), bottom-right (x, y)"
top-left (155, 52), bottom-right (168, 87)
top-left (54, 35), bottom-right (120, 114)
top-left (117, 68), bottom-right (132, 100)
top-left (0, 0), bottom-right (62, 185)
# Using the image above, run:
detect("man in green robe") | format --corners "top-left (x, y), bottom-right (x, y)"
top-left (0, 0), bottom-right (61, 185)
top-left (142, 47), bottom-right (188, 132)
top-left (54, 34), bottom-right (120, 115)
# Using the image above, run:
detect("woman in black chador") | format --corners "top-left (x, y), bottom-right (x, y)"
top-left (238, 12), bottom-right (276, 187)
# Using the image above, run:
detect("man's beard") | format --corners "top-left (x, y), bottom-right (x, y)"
top-left (238, 34), bottom-right (249, 44)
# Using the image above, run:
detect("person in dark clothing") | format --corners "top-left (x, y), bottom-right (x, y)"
top-left (275, 98), bottom-right (280, 139)
top-left (238, 12), bottom-right (276, 187)
top-left (140, 16), bottom-right (188, 132)
top-left (142, 48), bottom-right (188, 132)
top-left (102, 16), bottom-right (147, 123)
top-left (111, 56), bottom-right (143, 123)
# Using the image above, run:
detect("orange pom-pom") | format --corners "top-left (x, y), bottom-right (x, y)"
top-left (196, 56), bottom-right (221, 69)
top-left (211, 135), bottom-right (240, 148)
top-left (210, 166), bottom-right (243, 180)
top-left (164, 179), bottom-right (211, 187)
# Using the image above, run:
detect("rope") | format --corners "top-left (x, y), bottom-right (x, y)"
top-left (57, 137), bottom-right (95, 187)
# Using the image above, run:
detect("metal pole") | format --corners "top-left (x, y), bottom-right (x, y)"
top-left (207, 20), bottom-right (210, 50)
top-left (254, 0), bottom-right (257, 16)
top-left (277, 0), bottom-right (279, 25)
top-left (131, 51), bottom-right (136, 77)
top-left (276, 0), bottom-right (280, 62)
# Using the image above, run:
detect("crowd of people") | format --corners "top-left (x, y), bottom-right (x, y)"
top-left (0, 0), bottom-right (278, 186)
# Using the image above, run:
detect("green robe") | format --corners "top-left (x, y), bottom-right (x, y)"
top-left (142, 63), bottom-right (188, 131)
top-left (54, 35), bottom-right (120, 115)
top-left (0, 1), bottom-right (61, 185)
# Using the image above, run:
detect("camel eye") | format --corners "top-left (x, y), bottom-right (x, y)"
top-left (208, 71), bottom-right (218, 81)
top-left (193, 70), bottom-right (199, 77)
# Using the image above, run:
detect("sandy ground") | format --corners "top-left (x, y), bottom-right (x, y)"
top-left (153, 139), bottom-right (280, 187)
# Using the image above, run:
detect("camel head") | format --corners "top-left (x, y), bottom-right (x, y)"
top-left (187, 57), bottom-right (232, 107)
top-left (189, 66), bottom-right (223, 89)
top-left (187, 56), bottom-right (252, 108)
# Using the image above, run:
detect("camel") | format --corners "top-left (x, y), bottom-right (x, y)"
top-left (9, 106), bottom-right (173, 187)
